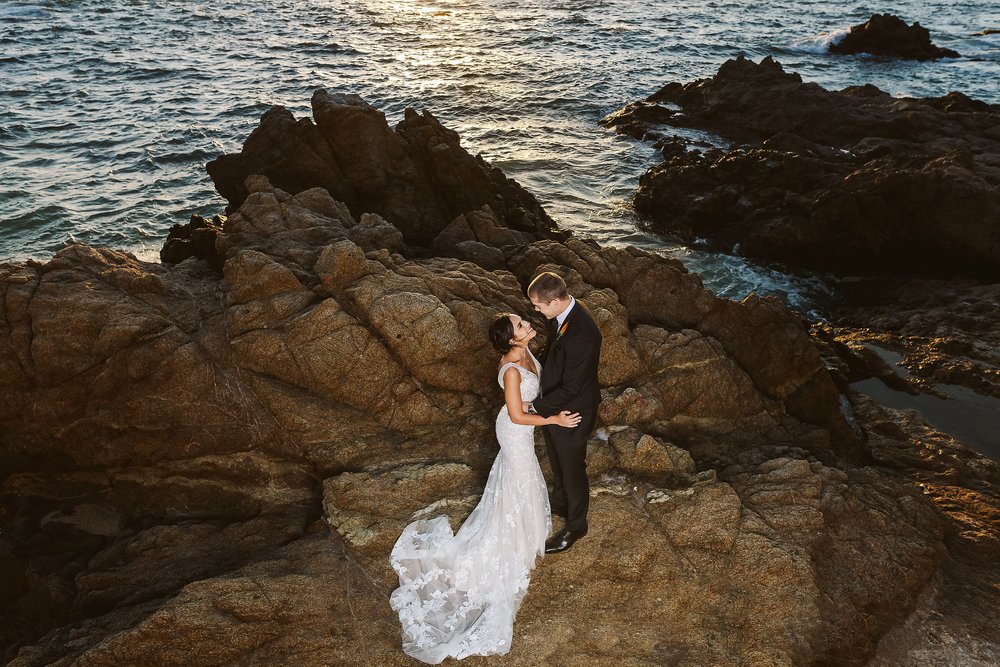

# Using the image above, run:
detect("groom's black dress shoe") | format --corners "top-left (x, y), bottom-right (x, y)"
top-left (545, 527), bottom-right (587, 554)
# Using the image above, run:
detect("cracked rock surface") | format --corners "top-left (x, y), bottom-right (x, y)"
top-left (3, 94), bottom-right (998, 665)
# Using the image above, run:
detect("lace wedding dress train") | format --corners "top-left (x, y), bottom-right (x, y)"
top-left (390, 353), bottom-right (550, 664)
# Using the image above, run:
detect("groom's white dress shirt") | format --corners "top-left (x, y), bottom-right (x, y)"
top-left (555, 297), bottom-right (575, 329)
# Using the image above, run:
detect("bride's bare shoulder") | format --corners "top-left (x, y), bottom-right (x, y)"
top-left (499, 361), bottom-right (520, 374)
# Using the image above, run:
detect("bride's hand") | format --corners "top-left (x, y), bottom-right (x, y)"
top-left (553, 410), bottom-right (581, 428)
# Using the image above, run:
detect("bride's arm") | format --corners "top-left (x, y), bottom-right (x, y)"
top-left (503, 367), bottom-right (579, 427)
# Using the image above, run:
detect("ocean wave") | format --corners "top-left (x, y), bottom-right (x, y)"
top-left (147, 147), bottom-right (214, 165)
top-left (0, 6), bottom-right (48, 21)
top-left (550, 2), bottom-right (609, 10)
top-left (664, 245), bottom-right (838, 319)
top-left (124, 65), bottom-right (197, 81)
top-left (220, 101), bottom-right (287, 118)
top-left (1, 203), bottom-right (70, 234)
top-left (559, 14), bottom-right (592, 26)
top-left (48, 24), bottom-right (97, 36)
top-left (285, 40), bottom-right (362, 55)
top-left (0, 188), bottom-right (31, 204)
top-left (792, 28), bottom-right (850, 54)
top-left (0, 123), bottom-right (28, 137)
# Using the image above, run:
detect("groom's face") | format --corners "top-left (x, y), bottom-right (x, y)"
top-left (529, 293), bottom-right (561, 320)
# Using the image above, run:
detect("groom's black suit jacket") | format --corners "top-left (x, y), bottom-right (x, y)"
top-left (533, 300), bottom-right (602, 419)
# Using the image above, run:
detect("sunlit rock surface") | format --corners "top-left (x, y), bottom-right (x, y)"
top-left (3, 93), bottom-right (998, 665)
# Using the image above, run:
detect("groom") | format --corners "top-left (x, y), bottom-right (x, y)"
top-left (526, 272), bottom-right (602, 554)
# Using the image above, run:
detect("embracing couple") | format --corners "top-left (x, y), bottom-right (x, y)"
top-left (389, 271), bottom-right (602, 664)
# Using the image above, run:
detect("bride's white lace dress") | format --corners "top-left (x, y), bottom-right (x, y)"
top-left (389, 350), bottom-right (551, 664)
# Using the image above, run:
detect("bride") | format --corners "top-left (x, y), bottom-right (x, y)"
top-left (389, 313), bottom-right (581, 663)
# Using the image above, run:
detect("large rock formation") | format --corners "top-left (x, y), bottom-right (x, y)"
top-left (204, 90), bottom-right (560, 248)
top-left (3, 94), bottom-right (999, 665)
top-left (601, 55), bottom-right (1000, 278)
top-left (829, 13), bottom-right (961, 60)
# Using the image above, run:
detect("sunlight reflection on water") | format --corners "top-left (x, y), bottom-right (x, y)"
top-left (2, 0), bottom-right (998, 310)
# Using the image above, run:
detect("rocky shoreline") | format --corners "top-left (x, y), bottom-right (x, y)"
top-left (602, 53), bottom-right (1000, 449)
top-left (2, 82), bottom-right (999, 665)
top-left (601, 55), bottom-right (1000, 279)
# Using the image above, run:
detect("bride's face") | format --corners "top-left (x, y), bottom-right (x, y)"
top-left (509, 315), bottom-right (536, 347)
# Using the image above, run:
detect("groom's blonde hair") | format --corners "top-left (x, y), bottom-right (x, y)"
top-left (527, 272), bottom-right (569, 303)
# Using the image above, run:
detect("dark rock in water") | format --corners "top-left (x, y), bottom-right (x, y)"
top-left (830, 13), bottom-right (960, 60)
top-left (599, 100), bottom-right (677, 141)
top-left (207, 90), bottom-right (560, 247)
top-left (160, 213), bottom-right (225, 269)
top-left (601, 55), bottom-right (1000, 279)
top-left (977, 29), bottom-right (1000, 36)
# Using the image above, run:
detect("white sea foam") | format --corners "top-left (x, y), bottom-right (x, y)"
top-left (794, 28), bottom-right (851, 54)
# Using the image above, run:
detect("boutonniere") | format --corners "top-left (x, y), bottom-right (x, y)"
top-left (555, 321), bottom-right (569, 342)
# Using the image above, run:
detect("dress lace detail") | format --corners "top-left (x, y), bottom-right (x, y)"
top-left (389, 350), bottom-right (550, 664)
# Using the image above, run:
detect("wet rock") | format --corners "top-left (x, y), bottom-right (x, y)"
top-left (849, 392), bottom-right (1000, 665)
top-left (602, 55), bottom-right (1000, 278)
top-left (814, 277), bottom-right (1000, 399)
top-left (830, 14), bottom-right (961, 60)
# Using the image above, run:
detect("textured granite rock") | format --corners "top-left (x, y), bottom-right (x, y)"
top-left (3, 93), bottom-right (998, 665)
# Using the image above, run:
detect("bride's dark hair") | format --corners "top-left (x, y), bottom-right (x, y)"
top-left (488, 313), bottom-right (515, 353)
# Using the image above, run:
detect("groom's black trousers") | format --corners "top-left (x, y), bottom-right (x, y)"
top-left (542, 412), bottom-right (596, 532)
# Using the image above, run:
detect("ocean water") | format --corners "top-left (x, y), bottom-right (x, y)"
top-left (1, 0), bottom-right (998, 313)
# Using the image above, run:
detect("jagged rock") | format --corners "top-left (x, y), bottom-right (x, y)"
top-left (7, 531), bottom-right (410, 667)
top-left (830, 14), bottom-right (961, 60)
top-left (588, 427), bottom-right (696, 481)
top-left (607, 326), bottom-right (778, 441)
top-left (433, 205), bottom-right (527, 270)
top-left (434, 205), bottom-right (529, 252)
top-left (2, 93), bottom-right (997, 664)
top-left (206, 90), bottom-right (559, 246)
top-left (160, 213), bottom-right (225, 269)
top-left (601, 55), bottom-right (1000, 278)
